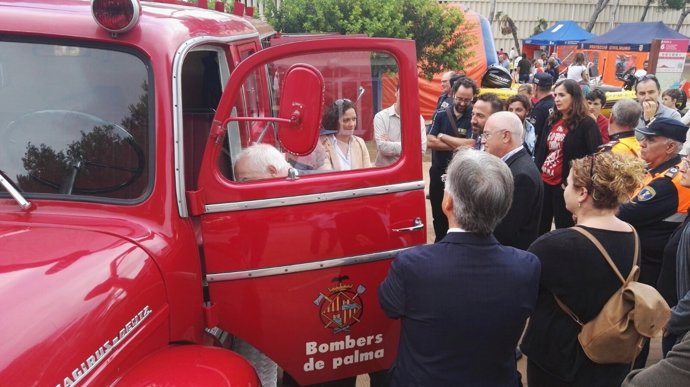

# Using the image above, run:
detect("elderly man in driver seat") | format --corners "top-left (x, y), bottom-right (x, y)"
top-left (234, 143), bottom-right (291, 182)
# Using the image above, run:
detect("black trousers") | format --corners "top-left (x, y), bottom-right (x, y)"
top-left (539, 182), bottom-right (574, 236)
top-left (429, 168), bottom-right (448, 243)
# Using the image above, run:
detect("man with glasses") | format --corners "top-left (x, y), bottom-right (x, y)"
top-left (618, 117), bottom-right (690, 368)
top-left (435, 71), bottom-right (457, 112)
top-left (482, 112), bottom-right (543, 250)
top-left (635, 74), bottom-right (681, 130)
top-left (427, 77), bottom-right (477, 242)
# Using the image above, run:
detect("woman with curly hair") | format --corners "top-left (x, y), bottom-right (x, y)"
top-left (521, 151), bottom-right (647, 387)
top-left (535, 79), bottom-right (602, 234)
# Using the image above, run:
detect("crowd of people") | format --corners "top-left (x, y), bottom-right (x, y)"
top-left (378, 67), bottom-right (690, 387)
top-left (231, 59), bottom-right (690, 386)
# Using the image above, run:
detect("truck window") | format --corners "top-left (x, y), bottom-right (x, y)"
top-left (224, 50), bottom-right (402, 181)
top-left (0, 40), bottom-right (152, 201)
top-left (181, 49), bottom-right (226, 190)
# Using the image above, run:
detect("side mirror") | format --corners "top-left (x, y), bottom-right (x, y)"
top-left (277, 64), bottom-right (324, 156)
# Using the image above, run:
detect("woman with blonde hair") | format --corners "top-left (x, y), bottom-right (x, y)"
top-left (522, 151), bottom-right (647, 387)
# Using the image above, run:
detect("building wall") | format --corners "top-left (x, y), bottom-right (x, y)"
top-left (441, 0), bottom-right (690, 54)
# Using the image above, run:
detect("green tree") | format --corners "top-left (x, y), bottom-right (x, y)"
top-left (265, 0), bottom-right (468, 79)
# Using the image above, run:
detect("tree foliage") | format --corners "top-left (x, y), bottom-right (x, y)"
top-left (496, 12), bottom-right (520, 52)
top-left (533, 18), bottom-right (549, 35)
top-left (265, 0), bottom-right (468, 79)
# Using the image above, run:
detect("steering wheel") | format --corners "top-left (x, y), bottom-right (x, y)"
top-left (5, 110), bottom-right (145, 195)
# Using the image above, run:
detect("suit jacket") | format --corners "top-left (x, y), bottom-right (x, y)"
top-left (494, 148), bottom-right (544, 250)
top-left (378, 232), bottom-right (541, 387)
top-left (321, 135), bottom-right (372, 171)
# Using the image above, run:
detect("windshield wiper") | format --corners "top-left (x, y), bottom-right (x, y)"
top-left (0, 170), bottom-right (32, 210)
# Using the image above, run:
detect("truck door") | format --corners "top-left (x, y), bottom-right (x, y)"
top-left (192, 38), bottom-right (425, 385)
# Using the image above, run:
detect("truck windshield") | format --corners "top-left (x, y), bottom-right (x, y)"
top-left (0, 40), bottom-right (151, 201)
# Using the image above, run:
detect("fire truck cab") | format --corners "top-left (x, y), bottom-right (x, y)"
top-left (0, 1), bottom-right (426, 385)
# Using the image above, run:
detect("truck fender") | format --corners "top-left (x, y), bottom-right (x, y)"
top-left (114, 345), bottom-right (260, 386)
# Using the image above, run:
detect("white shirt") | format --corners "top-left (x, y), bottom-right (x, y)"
top-left (567, 64), bottom-right (587, 82)
top-left (330, 135), bottom-right (352, 170)
top-left (501, 145), bottom-right (524, 162)
top-left (373, 105), bottom-right (427, 167)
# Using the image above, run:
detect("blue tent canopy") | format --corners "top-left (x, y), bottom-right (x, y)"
top-left (579, 21), bottom-right (689, 51)
top-left (523, 20), bottom-right (595, 46)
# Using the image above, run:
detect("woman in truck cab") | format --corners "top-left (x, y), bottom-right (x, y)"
top-left (320, 99), bottom-right (372, 171)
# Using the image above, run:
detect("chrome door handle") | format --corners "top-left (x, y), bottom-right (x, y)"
top-left (392, 217), bottom-right (424, 232)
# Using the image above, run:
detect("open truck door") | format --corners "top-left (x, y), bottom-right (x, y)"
top-left (190, 38), bottom-right (425, 384)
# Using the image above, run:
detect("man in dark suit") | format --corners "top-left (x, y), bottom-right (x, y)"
top-left (378, 149), bottom-right (541, 387)
top-left (483, 111), bottom-right (544, 249)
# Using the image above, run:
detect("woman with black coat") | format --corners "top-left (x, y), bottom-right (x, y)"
top-left (535, 79), bottom-right (602, 235)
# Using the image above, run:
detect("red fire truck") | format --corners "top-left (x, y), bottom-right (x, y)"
top-left (0, 1), bottom-right (426, 385)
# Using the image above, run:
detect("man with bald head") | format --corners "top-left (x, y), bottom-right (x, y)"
top-left (482, 111), bottom-right (543, 249)
top-left (435, 71), bottom-right (457, 111)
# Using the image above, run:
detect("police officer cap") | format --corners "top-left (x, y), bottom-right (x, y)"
top-left (636, 117), bottom-right (689, 143)
top-left (533, 72), bottom-right (553, 88)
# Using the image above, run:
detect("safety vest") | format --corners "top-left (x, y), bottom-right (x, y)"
top-left (611, 136), bottom-right (641, 158)
top-left (640, 162), bottom-right (690, 217)
top-left (600, 134), bottom-right (640, 158)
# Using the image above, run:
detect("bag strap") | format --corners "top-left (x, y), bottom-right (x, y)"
top-left (445, 105), bottom-right (458, 133)
top-left (571, 225), bottom-right (639, 285)
top-left (553, 225), bottom-right (640, 325)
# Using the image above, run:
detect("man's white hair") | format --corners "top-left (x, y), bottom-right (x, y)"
top-left (236, 143), bottom-right (290, 175)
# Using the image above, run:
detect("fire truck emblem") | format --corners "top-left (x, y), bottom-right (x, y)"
top-left (314, 275), bottom-right (365, 333)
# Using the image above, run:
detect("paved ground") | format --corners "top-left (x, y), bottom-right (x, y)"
top-left (353, 161), bottom-right (662, 386)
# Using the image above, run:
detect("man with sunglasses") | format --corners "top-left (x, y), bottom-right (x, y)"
top-left (427, 77), bottom-right (477, 242)
top-left (635, 74), bottom-right (681, 130)
top-left (618, 117), bottom-right (690, 368)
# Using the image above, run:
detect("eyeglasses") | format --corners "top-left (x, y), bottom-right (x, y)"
top-left (483, 129), bottom-right (507, 139)
top-left (589, 154), bottom-right (596, 188)
top-left (334, 98), bottom-right (352, 107)
top-left (561, 154), bottom-right (597, 191)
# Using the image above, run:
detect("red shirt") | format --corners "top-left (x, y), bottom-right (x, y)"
top-left (541, 119), bottom-right (568, 186)
top-left (596, 114), bottom-right (609, 143)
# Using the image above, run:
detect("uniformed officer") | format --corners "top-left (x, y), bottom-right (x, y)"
top-left (617, 116), bottom-right (690, 368)
top-left (427, 76), bottom-right (477, 242)
top-left (599, 98), bottom-right (642, 157)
